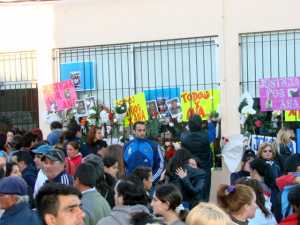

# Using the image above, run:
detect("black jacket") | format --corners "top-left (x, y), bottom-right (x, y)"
top-left (181, 131), bottom-right (212, 170)
top-left (169, 166), bottom-right (207, 209)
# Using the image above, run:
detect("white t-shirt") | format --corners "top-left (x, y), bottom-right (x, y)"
top-left (34, 169), bottom-right (48, 197)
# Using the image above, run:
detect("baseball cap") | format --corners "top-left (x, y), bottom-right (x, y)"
top-left (32, 144), bottom-right (52, 155)
top-left (0, 176), bottom-right (27, 195)
top-left (42, 149), bottom-right (65, 163)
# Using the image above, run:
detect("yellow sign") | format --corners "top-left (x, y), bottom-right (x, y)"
top-left (181, 89), bottom-right (220, 121)
top-left (116, 92), bottom-right (148, 126)
top-left (285, 110), bottom-right (300, 121)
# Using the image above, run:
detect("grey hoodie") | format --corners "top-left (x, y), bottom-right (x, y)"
top-left (96, 204), bottom-right (150, 225)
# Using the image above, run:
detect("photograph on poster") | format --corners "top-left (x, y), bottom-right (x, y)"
top-left (76, 100), bottom-right (87, 116)
top-left (85, 96), bottom-right (96, 112)
top-left (167, 97), bottom-right (181, 117)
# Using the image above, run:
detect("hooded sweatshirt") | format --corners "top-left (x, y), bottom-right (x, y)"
top-left (96, 204), bottom-right (150, 225)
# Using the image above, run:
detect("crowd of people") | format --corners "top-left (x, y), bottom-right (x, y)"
top-left (0, 115), bottom-right (299, 225)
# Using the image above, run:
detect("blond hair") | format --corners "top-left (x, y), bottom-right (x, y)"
top-left (257, 142), bottom-right (276, 160)
top-left (276, 128), bottom-right (291, 145)
top-left (186, 202), bottom-right (233, 225)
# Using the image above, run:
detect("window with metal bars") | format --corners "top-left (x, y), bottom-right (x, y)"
top-left (240, 30), bottom-right (300, 97)
top-left (0, 51), bottom-right (39, 131)
top-left (54, 36), bottom-right (219, 110)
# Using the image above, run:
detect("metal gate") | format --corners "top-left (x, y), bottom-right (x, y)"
top-left (0, 51), bottom-right (39, 131)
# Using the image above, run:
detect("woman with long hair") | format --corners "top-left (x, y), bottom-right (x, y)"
top-left (151, 184), bottom-right (184, 225)
top-left (217, 184), bottom-right (257, 225)
top-left (87, 125), bottom-right (107, 154)
top-left (236, 177), bottom-right (276, 225)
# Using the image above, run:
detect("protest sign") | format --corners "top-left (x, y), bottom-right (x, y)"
top-left (43, 80), bottom-right (77, 112)
top-left (181, 89), bottom-right (220, 121)
top-left (259, 77), bottom-right (300, 111)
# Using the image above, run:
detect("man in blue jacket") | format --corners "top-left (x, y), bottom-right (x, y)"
top-left (123, 121), bottom-right (164, 183)
top-left (0, 176), bottom-right (42, 225)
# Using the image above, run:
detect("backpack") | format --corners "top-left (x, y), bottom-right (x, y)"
top-left (124, 139), bottom-right (154, 175)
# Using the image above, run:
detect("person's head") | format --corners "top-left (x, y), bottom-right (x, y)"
top-left (186, 202), bottom-right (233, 225)
top-left (133, 121), bottom-right (146, 139)
top-left (87, 126), bottom-right (103, 145)
top-left (114, 179), bottom-right (149, 207)
top-left (66, 141), bottom-right (80, 159)
top-left (33, 144), bottom-right (52, 170)
top-left (42, 150), bottom-right (66, 181)
top-left (93, 140), bottom-right (108, 158)
top-left (0, 176), bottom-right (28, 210)
top-left (240, 150), bottom-right (256, 172)
top-left (166, 148), bottom-right (193, 176)
top-left (249, 158), bottom-right (275, 189)
top-left (65, 121), bottom-right (81, 139)
top-left (36, 182), bottom-right (84, 225)
top-left (6, 130), bottom-right (14, 145)
top-left (217, 184), bottom-right (256, 220)
top-left (13, 150), bottom-right (33, 172)
top-left (74, 163), bottom-right (97, 190)
top-left (103, 156), bottom-right (119, 178)
top-left (277, 128), bottom-right (292, 145)
top-left (5, 162), bottom-right (21, 177)
top-left (257, 143), bottom-right (275, 161)
top-left (107, 144), bottom-right (125, 177)
top-left (132, 166), bottom-right (153, 191)
top-left (236, 177), bottom-right (271, 218)
top-left (22, 131), bottom-right (39, 149)
top-left (151, 184), bottom-right (182, 216)
top-left (50, 121), bottom-right (63, 130)
top-left (188, 114), bottom-right (202, 132)
top-left (11, 134), bottom-right (23, 150)
top-left (287, 184), bottom-right (300, 223)
top-left (31, 128), bottom-right (43, 143)
top-left (284, 153), bottom-right (300, 173)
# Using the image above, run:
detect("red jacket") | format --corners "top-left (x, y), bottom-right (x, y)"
top-left (276, 174), bottom-right (295, 190)
top-left (278, 214), bottom-right (298, 225)
top-left (65, 153), bottom-right (82, 176)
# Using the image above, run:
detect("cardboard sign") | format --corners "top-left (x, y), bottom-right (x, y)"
top-left (181, 89), bottom-right (220, 121)
top-left (285, 110), bottom-right (300, 121)
top-left (115, 92), bottom-right (148, 126)
top-left (43, 80), bottom-right (77, 112)
top-left (260, 77), bottom-right (300, 111)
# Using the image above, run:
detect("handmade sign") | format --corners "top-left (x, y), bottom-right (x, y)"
top-left (42, 80), bottom-right (77, 112)
top-left (181, 89), bottom-right (220, 121)
top-left (144, 88), bottom-right (181, 119)
top-left (285, 110), bottom-right (300, 121)
top-left (259, 77), bottom-right (300, 111)
top-left (115, 92), bottom-right (148, 126)
top-left (250, 135), bottom-right (276, 152)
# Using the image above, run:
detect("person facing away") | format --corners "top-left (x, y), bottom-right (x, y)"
top-left (180, 114), bottom-right (212, 201)
top-left (36, 182), bottom-right (85, 225)
top-left (123, 121), bottom-right (164, 184)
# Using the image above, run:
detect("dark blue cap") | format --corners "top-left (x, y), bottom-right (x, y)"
top-left (0, 176), bottom-right (27, 195)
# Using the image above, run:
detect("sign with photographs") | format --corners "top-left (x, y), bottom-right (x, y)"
top-left (60, 62), bottom-right (95, 91)
top-left (259, 77), bottom-right (300, 111)
top-left (42, 80), bottom-right (77, 112)
top-left (144, 88), bottom-right (181, 119)
top-left (181, 89), bottom-right (220, 121)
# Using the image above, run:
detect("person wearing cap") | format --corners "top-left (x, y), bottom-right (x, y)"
top-left (0, 176), bottom-right (42, 225)
top-left (42, 149), bottom-right (73, 185)
top-left (36, 182), bottom-right (84, 225)
top-left (180, 114), bottom-right (212, 202)
top-left (33, 144), bottom-right (52, 197)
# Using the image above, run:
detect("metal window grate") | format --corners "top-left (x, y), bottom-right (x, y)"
top-left (54, 36), bottom-right (220, 109)
top-left (240, 29), bottom-right (300, 97)
top-left (0, 51), bottom-right (39, 130)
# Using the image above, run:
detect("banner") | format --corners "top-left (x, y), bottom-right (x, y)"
top-left (60, 62), bottom-right (95, 91)
top-left (43, 80), bottom-right (77, 112)
top-left (181, 89), bottom-right (220, 121)
top-left (285, 110), bottom-right (300, 121)
top-left (144, 88), bottom-right (181, 118)
top-left (250, 135), bottom-right (276, 152)
top-left (259, 77), bottom-right (300, 111)
top-left (115, 92), bottom-right (148, 126)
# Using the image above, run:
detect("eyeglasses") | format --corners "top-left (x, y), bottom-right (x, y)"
top-left (262, 149), bottom-right (272, 153)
